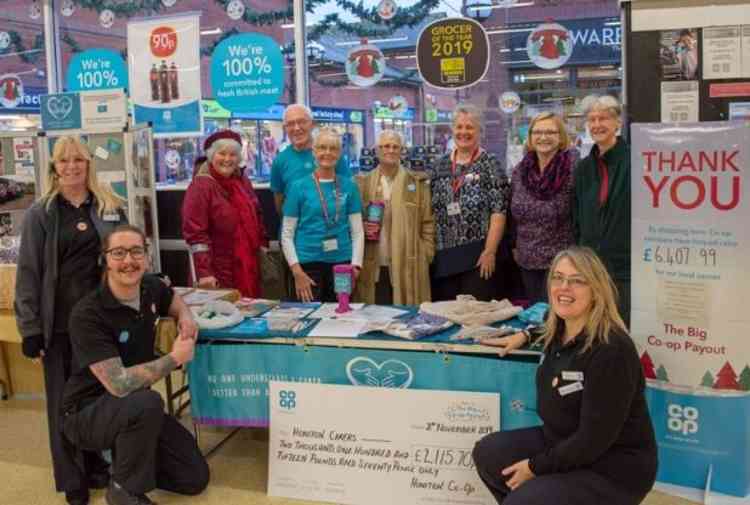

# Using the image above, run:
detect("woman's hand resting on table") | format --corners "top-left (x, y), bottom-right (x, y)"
top-left (479, 331), bottom-right (528, 356)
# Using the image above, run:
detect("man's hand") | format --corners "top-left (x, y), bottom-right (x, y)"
top-left (170, 334), bottom-right (195, 366)
top-left (177, 316), bottom-right (199, 340)
top-left (501, 459), bottom-right (535, 491)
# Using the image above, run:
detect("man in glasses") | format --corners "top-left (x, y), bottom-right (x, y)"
top-left (61, 224), bottom-right (209, 505)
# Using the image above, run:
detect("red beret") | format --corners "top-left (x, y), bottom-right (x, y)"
top-left (203, 129), bottom-right (242, 151)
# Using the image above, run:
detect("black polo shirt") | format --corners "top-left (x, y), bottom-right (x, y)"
top-left (54, 194), bottom-right (101, 334)
top-left (62, 275), bottom-right (174, 412)
top-left (530, 329), bottom-right (658, 497)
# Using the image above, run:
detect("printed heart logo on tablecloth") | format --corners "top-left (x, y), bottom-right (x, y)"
top-left (46, 96), bottom-right (73, 120)
top-left (346, 357), bottom-right (413, 389)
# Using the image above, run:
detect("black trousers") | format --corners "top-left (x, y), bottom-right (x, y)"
top-left (432, 267), bottom-right (495, 302)
top-left (63, 390), bottom-right (209, 496)
top-left (42, 333), bottom-right (108, 493)
top-left (296, 261), bottom-right (348, 303)
top-left (472, 427), bottom-right (645, 505)
top-left (374, 267), bottom-right (394, 305)
top-left (520, 268), bottom-right (548, 305)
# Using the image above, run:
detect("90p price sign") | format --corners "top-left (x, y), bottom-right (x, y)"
top-left (210, 33), bottom-right (284, 113)
top-left (66, 48), bottom-right (129, 92)
top-left (416, 17), bottom-right (489, 90)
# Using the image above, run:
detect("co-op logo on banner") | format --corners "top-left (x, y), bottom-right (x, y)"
top-left (346, 357), bottom-right (414, 388)
top-left (279, 390), bottom-right (297, 410)
top-left (667, 403), bottom-right (699, 438)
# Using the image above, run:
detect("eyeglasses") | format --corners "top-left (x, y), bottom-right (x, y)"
top-left (105, 246), bottom-right (147, 261)
top-left (531, 130), bottom-right (560, 137)
top-left (378, 143), bottom-right (401, 151)
top-left (550, 273), bottom-right (589, 289)
top-left (314, 144), bottom-right (340, 153)
top-left (283, 119), bottom-right (311, 129)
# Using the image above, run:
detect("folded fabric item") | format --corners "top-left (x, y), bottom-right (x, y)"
top-left (193, 300), bottom-right (243, 330)
top-left (419, 295), bottom-right (523, 327)
top-left (372, 312), bottom-right (454, 340)
top-left (517, 302), bottom-right (549, 325)
top-left (451, 325), bottom-right (518, 342)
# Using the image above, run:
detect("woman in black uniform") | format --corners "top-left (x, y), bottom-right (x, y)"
top-left (472, 246), bottom-right (657, 505)
top-left (15, 136), bottom-right (125, 505)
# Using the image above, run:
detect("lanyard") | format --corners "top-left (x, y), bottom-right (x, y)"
top-left (450, 146), bottom-right (480, 195)
top-left (312, 172), bottom-right (341, 229)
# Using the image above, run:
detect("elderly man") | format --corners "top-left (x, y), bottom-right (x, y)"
top-left (270, 103), bottom-right (351, 215)
top-left (61, 224), bottom-right (209, 505)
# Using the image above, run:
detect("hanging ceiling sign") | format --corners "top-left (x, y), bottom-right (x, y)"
top-left (526, 21), bottom-right (574, 69)
top-left (499, 91), bottom-right (521, 114)
top-left (377, 0), bottom-right (398, 21)
top-left (346, 41), bottom-right (386, 87)
top-left (416, 17), bottom-right (490, 90)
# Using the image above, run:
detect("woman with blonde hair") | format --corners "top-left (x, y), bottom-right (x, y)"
top-left (15, 135), bottom-right (125, 505)
top-left (473, 246), bottom-right (657, 505)
top-left (509, 112), bottom-right (575, 304)
top-left (354, 130), bottom-right (434, 304)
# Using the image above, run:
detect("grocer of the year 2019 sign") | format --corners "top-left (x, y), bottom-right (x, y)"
top-left (416, 17), bottom-right (489, 90)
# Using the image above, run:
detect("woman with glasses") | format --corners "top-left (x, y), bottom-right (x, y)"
top-left (573, 95), bottom-right (631, 326)
top-left (428, 103), bottom-right (510, 301)
top-left (509, 112), bottom-right (575, 304)
top-left (15, 135), bottom-right (125, 505)
top-left (182, 129), bottom-right (267, 297)
top-left (281, 127), bottom-right (364, 302)
top-left (354, 130), bottom-right (434, 305)
top-left (473, 246), bottom-right (657, 505)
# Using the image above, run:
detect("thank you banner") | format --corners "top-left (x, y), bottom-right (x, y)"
top-left (268, 381), bottom-right (499, 505)
top-left (127, 12), bottom-right (202, 137)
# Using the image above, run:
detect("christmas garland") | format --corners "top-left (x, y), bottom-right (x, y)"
top-left (65, 0), bottom-right (164, 17)
top-left (61, 32), bottom-right (83, 54)
top-left (0, 31), bottom-right (45, 64)
top-left (213, 0), bottom-right (293, 25)
top-left (200, 28), bottom-right (241, 57)
top-left (311, 68), bottom-right (421, 89)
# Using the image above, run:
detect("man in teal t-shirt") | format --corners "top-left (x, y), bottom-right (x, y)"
top-left (271, 104), bottom-right (350, 215)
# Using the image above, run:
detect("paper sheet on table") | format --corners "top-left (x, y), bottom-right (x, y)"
top-left (307, 318), bottom-right (368, 338)
top-left (177, 288), bottom-right (235, 306)
top-left (348, 304), bottom-right (410, 322)
top-left (308, 303), bottom-right (365, 319)
top-left (263, 305), bottom-right (317, 320)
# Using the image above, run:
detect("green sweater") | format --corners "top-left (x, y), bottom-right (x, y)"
top-left (572, 138), bottom-right (631, 281)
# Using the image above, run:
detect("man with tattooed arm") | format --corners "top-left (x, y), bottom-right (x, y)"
top-left (60, 224), bottom-right (209, 505)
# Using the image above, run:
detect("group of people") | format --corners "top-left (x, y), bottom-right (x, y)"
top-left (14, 93), bottom-right (656, 505)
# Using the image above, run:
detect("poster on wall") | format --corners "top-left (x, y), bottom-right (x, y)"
top-left (269, 381), bottom-right (499, 505)
top-left (659, 29), bottom-right (698, 81)
top-left (660, 81), bottom-right (699, 123)
top-left (416, 17), bottom-right (489, 90)
top-left (40, 90), bottom-right (127, 133)
top-left (127, 12), bottom-right (202, 137)
top-left (742, 25), bottom-right (750, 78)
top-left (702, 26), bottom-right (742, 79)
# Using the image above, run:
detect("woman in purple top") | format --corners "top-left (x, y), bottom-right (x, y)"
top-left (510, 112), bottom-right (575, 303)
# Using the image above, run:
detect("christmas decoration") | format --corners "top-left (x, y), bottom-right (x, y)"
top-left (640, 351), bottom-right (656, 379)
top-left (377, 0), bottom-right (398, 21)
top-left (739, 365), bottom-right (750, 391)
top-left (0, 74), bottom-right (24, 109)
top-left (526, 21), bottom-right (574, 70)
top-left (29, 1), bottom-right (42, 20)
top-left (0, 32), bottom-right (9, 51)
top-left (100, 9), bottom-right (115, 28)
top-left (61, 0), bottom-right (76, 17)
top-left (162, 0), bottom-right (177, 6)
top-left (226, 0), bottom-right (245, 21)
top-left (346, 40), bottom-right (385, 87)
top-left (387, 95), bottom-right (408, 115)
top-left (655, 365), bottom-right (669, 381)
top-left (700, 371), bottom-right (714, 388)
top-left (713, 361), bottom-right (741, 390)
top-left (0, 32), bottom-right (45, 63)
top-left (499, 91), bottom-right (521, 114)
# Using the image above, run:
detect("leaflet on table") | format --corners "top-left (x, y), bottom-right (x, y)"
top-left (240, 318), bottom-right (315, 335)
top-left (263, 302), bottom-right (319, 320)
top-left (269, 382), bottom-right (500, 505)
top-left (307, 318), bottom-right (369, 338)
top-left (308, 303), bottom-right (410, 322)
top-left (173, 287), bottom-right (235, 306)
top-left (308, 303), bottom-right (365, 319)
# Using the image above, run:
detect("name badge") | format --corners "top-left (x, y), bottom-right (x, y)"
top-left (322, 238), bottom-right (339, 252)
top-left (447, 202), bottom-right (461, 216)
top-left (103, 212), bottom-right (120, 222)
top-left (407, 183), bottom-right (416, 192)
top-left (558, 381), bottom-right (583, 397)
top-left (562, 370), bottom-right (584, 382)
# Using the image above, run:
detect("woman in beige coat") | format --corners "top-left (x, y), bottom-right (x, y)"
top-left (355, 131), bottom-right (434, 305)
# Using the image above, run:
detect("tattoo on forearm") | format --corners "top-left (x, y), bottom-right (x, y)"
top-left (90, 354), bottom-right (178, 397)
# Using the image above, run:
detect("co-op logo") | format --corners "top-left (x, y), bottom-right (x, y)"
top-left (279, 390), bottom-right (296, 410)
top-left (667, 404), bottom-right (699, 436)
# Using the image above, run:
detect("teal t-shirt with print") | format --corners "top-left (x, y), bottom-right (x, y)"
top-left (283, 175), bottom-right (362, 264)
top-left (271, 145), bottom-right (350, 197)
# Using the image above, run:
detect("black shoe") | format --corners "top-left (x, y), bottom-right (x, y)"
top-left (106, 481), bottom-right (155, 505)
top-left (65, 489), bottom-right (89, 505)
top-left (89, 470), bottom-right (110, 489)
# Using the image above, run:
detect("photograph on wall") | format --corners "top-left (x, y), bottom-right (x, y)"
top-left (659, 29), bottom-right (699, 81)
top-left (130, 128), bottom-right (152, 190)
top-left (703, 25), bottom-right (742, 79)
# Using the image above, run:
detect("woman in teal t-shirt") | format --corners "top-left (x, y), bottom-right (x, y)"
top-left (281, 128), bottom-right (364, 302)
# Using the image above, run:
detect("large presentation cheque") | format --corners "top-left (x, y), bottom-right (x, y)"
top-left (268, 381), bottom-right (500, 505)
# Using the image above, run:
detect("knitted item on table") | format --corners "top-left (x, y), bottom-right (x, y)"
top-left (419, 295), bottom-right (523, 327)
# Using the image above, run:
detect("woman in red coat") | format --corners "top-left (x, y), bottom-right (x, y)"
top-left (182, 130), bottom-right (267, 297)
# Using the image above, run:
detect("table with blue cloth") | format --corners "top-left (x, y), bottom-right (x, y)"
top-left (188, 305), bottom-right (543, 431)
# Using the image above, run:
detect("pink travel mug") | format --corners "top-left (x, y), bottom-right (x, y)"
top-left (365, 201), bottom-right (385, 241)
top-left (333, 264), bottom-right (354, 313)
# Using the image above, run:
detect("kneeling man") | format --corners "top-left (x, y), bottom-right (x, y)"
top-left (62, 224), bottom-right (209, 505)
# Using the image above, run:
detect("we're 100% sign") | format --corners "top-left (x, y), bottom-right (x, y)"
top-left (66, 48), bottom-right (129, 92)
top-left (210, 33), bottom-right (284, 113)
